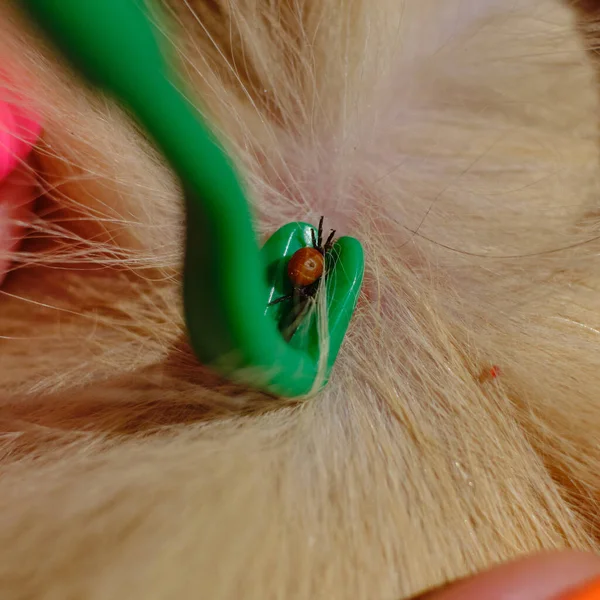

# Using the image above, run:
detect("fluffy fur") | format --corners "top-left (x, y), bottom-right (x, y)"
top-left (0, 0), bottom-right (598, 597)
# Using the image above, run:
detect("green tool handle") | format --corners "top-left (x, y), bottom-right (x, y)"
top-left (20, 0), bottom-right (318, 396)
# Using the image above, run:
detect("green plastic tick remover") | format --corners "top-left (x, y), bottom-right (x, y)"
top-left (20, 0), bottom-right (364, 398)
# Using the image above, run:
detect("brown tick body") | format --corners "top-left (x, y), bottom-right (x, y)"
top-left (269, 216), bottom-right (336, 306)
top-left (287, 247), bottom-right (324, 287)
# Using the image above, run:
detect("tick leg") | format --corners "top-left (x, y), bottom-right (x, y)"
top-left (270, 284), bottom-right (313, 307)
top-left (298, 280), bottom-right (321, 300)
top-left (317, 216), bottom-right (324, 248)
top-left (269, 293), bottom-right (293, 306)
top-left (324, 229), bottom-right (336, 253)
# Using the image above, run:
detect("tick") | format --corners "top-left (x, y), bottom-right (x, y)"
top-left (270, 216), bottom-right (336, 306)
top-left (478, 365), bottom-right (501, 384)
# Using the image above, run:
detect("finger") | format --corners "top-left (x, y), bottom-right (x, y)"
top-left (415, 551), bottom-right (600, 600)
